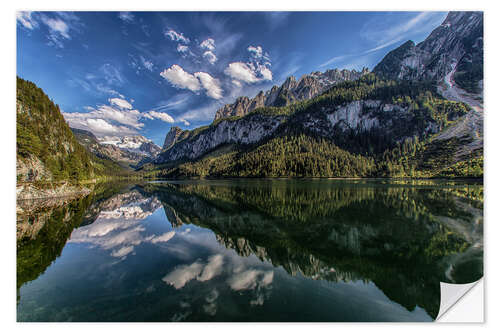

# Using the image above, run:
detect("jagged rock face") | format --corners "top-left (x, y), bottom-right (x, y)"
top-left (213, 68), bottom-right (368, 121)
top-left (374, 11), bottom-right (483, 83)
top-left (327, 101), bottom-right (381, 131)
top-left (299, 100), bottom-right (439, 140)
top-left (154, 99), bottom-right (445, 165)
top-left (163, 126), bottom-right (181, 149)
top-left (17, 155), bottom-right (52, 182)
top-left (155, 114), bottom-right (285, 163)
top-left (163, 126), bottom-right (191, 150)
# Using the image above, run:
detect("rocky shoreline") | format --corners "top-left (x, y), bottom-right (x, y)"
top-left (16, 182), bottom-right (92, 201)
top-left (16, 182), bottom-right (94, 241)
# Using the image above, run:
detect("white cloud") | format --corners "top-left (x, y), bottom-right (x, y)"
top-left (223, 44), bottom-right (272, 85)
top-left (68, 193), bottom-right (165, 258)
top-left (198, 255), bottom-right (224, 282)
top-left (227, 269), bottom-right (274, 291)
top-left (145, 111), bottom-right (175, 123)
top-left (109, 98), bottom-right (133, 110)
top-left (224, 62), bottom-right (273, 85)
top-left (41, 16), bottom-right (70, 38)
top-left (177, 44), bottom-right (189, 53)
top-left (16, 11), bottom-right (38, 30)
top-left (86, 118), bottom-right (126, 135)
top-left (203, 51), bottom-right (217, 64)
top-left (200, 38), bottom-right (216, 51)
top-left (39, 14), bottom-right (73, 48)
top-left (111, 245), bottom-right (134, 258)
top-left (163, 261), bottom-right (204, 289)
top-left (97, 105), bottom-right (143, 129)
top-left (248, 45), bottom-right (263, 58)
top-left (165, 29), bottom-right (190, 44)
top-left (224, 62), bottom-right (260, 84)
top-left (160, 65), bottom-right (223, 99)
top-left (259, 65), bottom-right (273, 81)
top-left (160, 64), bottom-right (201, 92)
top-left (23, 12), bottom-right (82, 48)
top-left (63, 94), bottom-right (175, 136)
top-left (118, 12), bottom-right (134, 23)
top-left (194, 72), bottom-right (223, 99)
top-left (162, 255), bottom-right (224, 289)
top-left (63, 111), bottom-right (137, 136)
top-left (150, 231), bottom-right (176, 243)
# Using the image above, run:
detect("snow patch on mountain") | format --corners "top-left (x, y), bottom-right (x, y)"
top-left (98, 135), bottom-right (161, 157)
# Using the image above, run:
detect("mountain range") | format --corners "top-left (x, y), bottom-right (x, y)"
top-left (214, 68), bottom-right (370, 120)
top-left (16, 11), bottom-right (483, 184)
top-left (142, 11), bottom-right (483, 179)
top-left (70, 128), bottom-right (160, 168)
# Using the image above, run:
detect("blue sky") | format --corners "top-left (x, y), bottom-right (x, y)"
top-left (17, 11), bottom-right (447, 146)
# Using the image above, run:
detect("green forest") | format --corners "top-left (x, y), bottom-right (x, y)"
top-left (16, 77), bottom-right (127, 183)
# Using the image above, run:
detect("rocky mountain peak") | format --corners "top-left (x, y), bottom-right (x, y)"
top-left (373, 11), bottom-right (483, 90)
top-left (213, 68), bottom-right (367, 121)
top-left (282, 76), bottom-right (298, 90)
top-left (163, 126), bottom-right (186, 150)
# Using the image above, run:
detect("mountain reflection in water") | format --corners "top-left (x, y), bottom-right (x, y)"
top-left (16, 180), bottom-right (483, 322)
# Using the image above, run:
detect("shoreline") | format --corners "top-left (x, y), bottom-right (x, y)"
top-left (146, 176), bottom-right (484, 182)
top-left (16, 182), bottom-right (93, 201)
top-left (16, 176), bottom-right (483, 202)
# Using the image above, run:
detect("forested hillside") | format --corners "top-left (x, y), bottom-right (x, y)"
top-left (16, 77), bottom-right (125, 183)
top-left (145, 74), bottom-right (482, 179)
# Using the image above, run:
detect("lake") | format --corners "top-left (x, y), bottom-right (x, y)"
top-left (16, 179), bottom-right (483, 322)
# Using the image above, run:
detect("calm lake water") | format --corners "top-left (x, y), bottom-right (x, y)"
top-left (16, 179), bottom-right (483, 322)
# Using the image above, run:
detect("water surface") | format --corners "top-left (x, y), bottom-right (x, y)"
top-left (16, 179), bottom-right (483, 322)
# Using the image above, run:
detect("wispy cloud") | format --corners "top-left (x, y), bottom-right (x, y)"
top-left (16, 11), bottom-right (38, 30)
top-left (100, 63), bottom-right (126, 86)
top-left (319, 12), bottom-right (446, 69)
top-left (319, 55), bottom-right (352, 68)
top-left (154, 95), bottom-right (190, 112)
top-left (118, 12), bottom-right (134, 23)
top-left (34, 12), bottom-right (84, 48)
top-left (143, 111), bottom-right (175, 123)
top-left (165, 29), bottom-right (190, 44)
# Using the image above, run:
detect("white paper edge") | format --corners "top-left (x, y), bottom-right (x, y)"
top-left (436, 278), bottom-right (484, 322)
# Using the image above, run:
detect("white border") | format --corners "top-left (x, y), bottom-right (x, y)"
top-left (2, 0), bottom-right (498, 331)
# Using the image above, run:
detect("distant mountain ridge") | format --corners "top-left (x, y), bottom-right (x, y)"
top-left (214, 68), bottom-right (369, 121)
top-left (98, 135), bottom-right (161, 158)
top-left (70, 129), bottom-right (146, 168)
